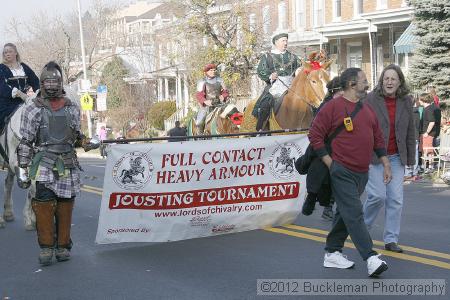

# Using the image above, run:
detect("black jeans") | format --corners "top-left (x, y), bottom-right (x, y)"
top-left (325, 161), bottom-right (377, 260)
top-left (35, 182), bottom-right (74, 202)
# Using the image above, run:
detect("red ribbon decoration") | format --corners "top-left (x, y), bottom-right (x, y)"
top-left (230, 113), bottom-right (243, 125)
top-left (303, 61), bottom-right (323, 74)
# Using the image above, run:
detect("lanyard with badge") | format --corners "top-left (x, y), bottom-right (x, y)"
top-left (343, 102), bottom-right (363, 132)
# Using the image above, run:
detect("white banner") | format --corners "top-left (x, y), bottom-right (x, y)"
top-left (95, 134), bottom-right (309, 244)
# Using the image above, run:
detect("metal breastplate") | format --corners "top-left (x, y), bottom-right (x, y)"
top-left (205, 82), bottom-right (222, 105)
top-left (37, 106), bottom-right (76, 154)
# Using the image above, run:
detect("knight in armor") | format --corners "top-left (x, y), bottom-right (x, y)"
top-left (195, 63), bottom-right (229, 134)
top-left (0, 43), bottom-right (39, 132)
top-left (16, 61), bottom-right (94, 266)
top-left (253, 33), bottom-right (301, 131)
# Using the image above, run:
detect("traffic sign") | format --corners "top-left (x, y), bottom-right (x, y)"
top-left (80, 93), bottom-right (94, 111)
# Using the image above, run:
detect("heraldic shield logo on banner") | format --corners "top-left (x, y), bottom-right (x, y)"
top-left (269, 142), bottom-right (303, 180)
top-left (112, 151), bottom-right (154, 190)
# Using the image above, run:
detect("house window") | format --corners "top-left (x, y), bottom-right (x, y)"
top-left (237, 17), bottom-right (242, 49)
top-left (347, 43), bottom-right (362, 68)
top-left (312, 0), bottom-right (324, 27)
top-left (295, 0), bottom-right (306, 28)
top-left (263, 5), bottom-right (271, 35)
top-left (333, 0), bottom-right (342, 21)
top-left (377, 0), bottom-right (388, 10)
top-left (249, 13), bottom-right (256, 32)
top-left (278, 1), bottom-right (287, 30)
top-left (353, 0), bottom-right (363, 17)
top-left (158, 44), bottom-right (163, 68)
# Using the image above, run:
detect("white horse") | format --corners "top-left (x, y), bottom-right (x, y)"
top-left (0, 96), bottom-right (36, 230)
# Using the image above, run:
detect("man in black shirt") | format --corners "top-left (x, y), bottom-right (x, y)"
top-left (419, 93), bottom-right (438, 171)
top-left (167, 121), bottom-right (187, 142)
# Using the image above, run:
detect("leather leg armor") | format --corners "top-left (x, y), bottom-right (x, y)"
top-left (55, 199), bottom-right (74, 249)
top-left (31, 199), bottom-right (57, 248)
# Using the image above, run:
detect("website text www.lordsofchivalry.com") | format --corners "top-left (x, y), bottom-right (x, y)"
top-left (108, 182), bottom-right (299, 211)
top-left (153, 203), bottom-right (263, 218)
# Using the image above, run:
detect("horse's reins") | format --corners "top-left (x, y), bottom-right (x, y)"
top-left (276, 74), bottom-right (320, 110)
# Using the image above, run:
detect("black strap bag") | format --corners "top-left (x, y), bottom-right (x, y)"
top-left (295, 101), bottom-right (363, 175)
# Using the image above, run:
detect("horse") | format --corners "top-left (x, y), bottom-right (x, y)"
top-left (0, 96), bottom-right (36, 230)
top-left (275, 147), bottom-right (296, 173)
top-left (187, 103), bottom-right (243, 137)
top-left (240, 59), bottom-right (332, 132)
top-left (204, 103), bottom-right (242, 135)
top-left (119, 157), bottom-right (145, 184)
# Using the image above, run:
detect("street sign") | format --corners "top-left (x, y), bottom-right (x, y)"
top-left (79, 79), bottom-right (91, 92)
top-left (80, 93), bottom-right (94, 111)
top-left (96, 85), bottom-right (107, 111)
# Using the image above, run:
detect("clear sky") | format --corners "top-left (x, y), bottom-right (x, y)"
top-left (0, 0), bottom-right (133, 45)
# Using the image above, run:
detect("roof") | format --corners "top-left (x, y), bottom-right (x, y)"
top-left (117, 1), bottom-right (164, 19)
top-left (394, 23), bottom-right (417, 54)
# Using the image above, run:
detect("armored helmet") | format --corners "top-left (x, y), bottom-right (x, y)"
top-left (40, 61), bottom-right (64, 99)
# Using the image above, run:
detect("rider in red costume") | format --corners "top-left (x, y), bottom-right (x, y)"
top-left (195, 63), bottom-right (229, 134)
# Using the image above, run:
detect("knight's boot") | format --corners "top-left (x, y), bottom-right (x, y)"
top-left (31, 199), bottom-right (57, 266)
top-left (256, 109), bottom-right (270, 132)
top-left (55, 200), bottom-right (74, 262)
top-left (256, 117), bottom-right (265, 132)
top-left (196, 124), bottom-right (205, 135)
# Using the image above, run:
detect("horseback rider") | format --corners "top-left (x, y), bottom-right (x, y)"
top-left (253, 33), bottom-right (301, 131)
top-left (0, 43), bottom-right (39, 133)
top-left (195, 63), bottom-right (229, 134)
top-left (16, 61), bottom-right (95, 266)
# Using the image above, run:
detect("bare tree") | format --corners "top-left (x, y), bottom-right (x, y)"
top-left (172, 0), bottom-right (265, 97)
top-left (3, 0), bottom-right (123, 82)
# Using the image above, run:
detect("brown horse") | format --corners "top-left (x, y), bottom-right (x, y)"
top-left (204, 104), bottom-right (242, 135)
top-left (240, 60), bottom-right (332, 132)
top-left (187, 103), bottom-right (243, 137)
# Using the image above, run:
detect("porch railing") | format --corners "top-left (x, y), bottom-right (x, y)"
top-left (164, 108), bottom-right (185, 132)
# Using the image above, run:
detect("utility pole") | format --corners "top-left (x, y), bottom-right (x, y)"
top-left (77, 0), bottom-right (93, 138)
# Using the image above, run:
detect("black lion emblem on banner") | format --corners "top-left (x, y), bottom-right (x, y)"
top-left (113, 151), bottom-right (153, 190)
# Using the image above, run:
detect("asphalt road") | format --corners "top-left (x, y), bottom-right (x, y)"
top-left (0, 157), bottom-right (449, 300)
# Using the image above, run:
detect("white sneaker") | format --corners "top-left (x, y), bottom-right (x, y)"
top-left (367, 254), bottom-right (388, 277)
top-left (323, 251), bottom-right (355, 269)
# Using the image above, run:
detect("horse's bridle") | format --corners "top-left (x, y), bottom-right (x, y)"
top-left (277, 72), bottom-right (322, 110)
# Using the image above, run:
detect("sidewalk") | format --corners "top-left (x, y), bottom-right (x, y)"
top-left (76, 149), bottom-right (103, 159)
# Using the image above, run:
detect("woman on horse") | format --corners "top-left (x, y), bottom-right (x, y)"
top-left (0, 43), bottom-right (39, 132)
top-left (195, 63), bottom-right (229, 134)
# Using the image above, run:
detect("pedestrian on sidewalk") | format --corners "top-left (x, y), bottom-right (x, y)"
top-left (419, 93), bottom-right (439, 172)
top-left (98, 126), bottom-right (107, 158)
top-left (309, 67), bottom-right (391, 277)
top-left (404, 95), bottom-right (422, 181)
top-left (363, 64), bottom-right (415, 254)
top-left (167, 120), bottom-right (187, 142)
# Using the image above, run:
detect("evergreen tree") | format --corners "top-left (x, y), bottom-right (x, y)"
top-left (408, 0), bottom-right (450, 99)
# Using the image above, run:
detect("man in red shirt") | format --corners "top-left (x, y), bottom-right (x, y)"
top-left (309, 68), bottom-right (392, 277)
